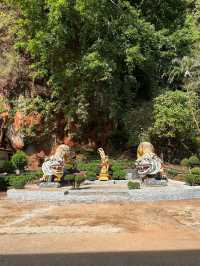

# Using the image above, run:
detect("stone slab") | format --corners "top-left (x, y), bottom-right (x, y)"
top-left (143, 178), bottom-right (168, 187)
top-left (39, 182), bottom-right (61, 188)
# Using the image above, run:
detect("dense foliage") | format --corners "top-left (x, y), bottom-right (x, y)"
top-left (1, 0), bottom-right (200, 157)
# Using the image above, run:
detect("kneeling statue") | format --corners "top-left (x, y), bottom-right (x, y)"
top-left (135, 142), bottom-right (166, 181)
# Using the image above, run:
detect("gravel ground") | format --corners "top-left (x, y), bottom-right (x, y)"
top-left (6, 179), bottom-right (200, 202)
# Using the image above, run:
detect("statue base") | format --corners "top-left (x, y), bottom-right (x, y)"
top-left (143, 178), bottom-right (168, 187)
top-left (98, 173), bottom-right (110, 181)
top-left (39, 182), bottom-right (61, 188)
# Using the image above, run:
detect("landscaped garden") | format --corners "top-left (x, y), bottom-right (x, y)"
top-left (1, 146), bottom-right (200, 196)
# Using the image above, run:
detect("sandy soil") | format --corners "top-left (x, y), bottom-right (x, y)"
top-left (0, 195), bottom-right (200, 254)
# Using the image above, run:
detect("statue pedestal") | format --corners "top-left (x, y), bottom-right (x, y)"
top-left (98, 173), bottom-right (110, 181)
top-left (39, 182), bottom-right (61, 188)
top-left (143, 178), bottom-right (168, 187)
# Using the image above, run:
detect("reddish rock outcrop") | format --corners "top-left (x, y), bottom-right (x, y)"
top-left (5, 111), bottom-right (42, 150)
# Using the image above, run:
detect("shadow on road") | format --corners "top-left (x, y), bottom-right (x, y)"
top-left (0, 250), bottom-right (200, 266)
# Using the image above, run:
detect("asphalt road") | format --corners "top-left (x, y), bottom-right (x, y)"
top-left (1, 250), bottom-right (200, 266)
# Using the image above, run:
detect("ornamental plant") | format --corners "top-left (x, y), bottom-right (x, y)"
top-left (11, 151), bottom-right (27, 172)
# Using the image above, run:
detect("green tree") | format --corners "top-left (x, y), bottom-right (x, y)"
top-left (150, 90), bottom-right (199, 160)
top-left (2, 0), bottom-right (198, 148)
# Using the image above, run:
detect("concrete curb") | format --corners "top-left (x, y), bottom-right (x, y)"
top-left (7, 182), bottom-right (200, 202)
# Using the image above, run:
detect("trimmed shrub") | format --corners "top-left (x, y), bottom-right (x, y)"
top-left (167, 168), bottom-right (178, 177)
top-left (0, 176), bottom-right (9, 191)
top-left (11, 151), bottom-right (27, 171)
top-left (185, 174), bottom-right (200, 186)
top-left (128, 181), bottom-right (140, 190)
top-left (9, 175), bottom-right (27, 189)
top-left (1, 161), bottom-right (15, 173)
top-left (180, 158), bottom-right (190, 167)
top-left (188, 155), bottom-right (200, 167)
top-left (75, 175), bottom-right (86, 188)
top-left (24, 171), bottom-right (43, 182)
top-left (191, 167), bottom-right (200, 175)
top-left (64, 174), bottom-right (85, 189)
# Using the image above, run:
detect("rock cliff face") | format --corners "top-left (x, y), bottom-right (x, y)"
top-left (0, 3), bottom-right (113, 170)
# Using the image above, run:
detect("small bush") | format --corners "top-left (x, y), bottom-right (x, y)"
top-left (191, 167), bottom-right (200, 175)
top-left (11, 151), bottom-right (27, 170)
top-left (75, 175), bottom-right (86, 188)
top-left (9, 175), bottom-right (27, 189)
top-left (188, 155), bottom-right (200, 167)
top-left (1, 161), bottom-right (15, 173)
top-left (24, 171), bottom-right (43, 182)
top-left (180, 158), bottom-right (190, 167)
top-left (185, 174), bottom-right (200, 186)
top-left (0, 176), bottom-right (9, 191)
top-left (64, 174), bottom-right (85, 189)
top-left (167, 168), bottom-right (178, 177)
top-left (128, 181), bottom-right (140, 190)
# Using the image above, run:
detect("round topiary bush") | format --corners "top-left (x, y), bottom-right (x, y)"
top-left (185, 174), bottom-right (200, 186)
top-left (11, 151), bottom-right (27, 171)
top-left (9, 175), bottom-right (27, 189)
top-left (128, 181), bottom-right (140, 190)
top-left (180, 158), bottom-right (190, 167)
top-left (191, 167), bottom-right (200, 175)
top-left (188, 155), bottom-right (200, 167)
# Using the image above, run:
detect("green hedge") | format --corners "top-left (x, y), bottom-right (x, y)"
top-left (9, 175), bottom-right (27, 189)
top-left (23, 170), bottom-right (43, 182)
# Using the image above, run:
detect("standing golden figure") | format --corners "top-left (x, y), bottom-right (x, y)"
top-left (97, 148), bottom-right (111, 181)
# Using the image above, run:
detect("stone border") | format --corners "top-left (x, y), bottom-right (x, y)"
top-left (6, 180), bottom-right (200, 202)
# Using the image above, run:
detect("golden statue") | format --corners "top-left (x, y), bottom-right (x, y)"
top-left (97, 148), bottom-right (111, 181)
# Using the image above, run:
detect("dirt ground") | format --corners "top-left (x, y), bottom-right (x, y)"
top-left (0, 195), bottom-right (200, 255)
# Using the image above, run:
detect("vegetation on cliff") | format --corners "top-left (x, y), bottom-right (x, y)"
top-left (1, 0), bottom-right (200, 159)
